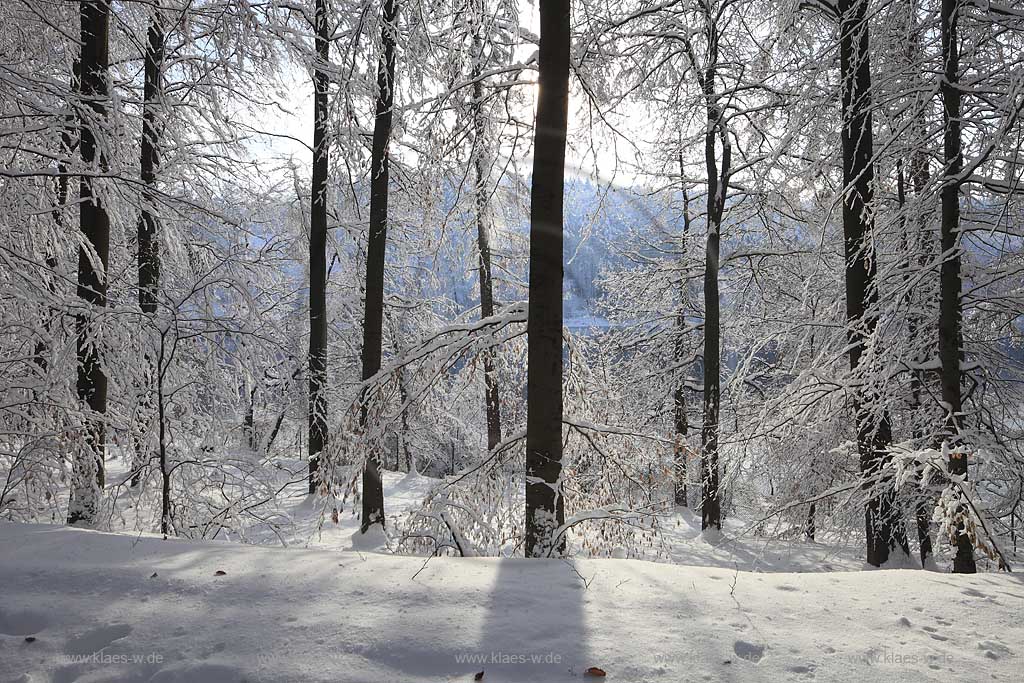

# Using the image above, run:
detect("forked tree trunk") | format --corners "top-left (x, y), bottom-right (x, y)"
top-left (939, 0), bottom-right (976, 573)
top-left (359, 0), bottom-right (398, 533)
top-left (308, 0), bottom-right (330, 494)
top-left (69, 0), bottom-right (112, 526)
top-left (525, 0), bottom-right (570, 558)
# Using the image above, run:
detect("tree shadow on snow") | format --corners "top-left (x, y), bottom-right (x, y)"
top-left (473, 557), bottom-right (590, 682)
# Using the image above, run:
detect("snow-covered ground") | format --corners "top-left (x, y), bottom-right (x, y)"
top-left (3, 471), bottom-right (1021, 682)
top-left (3, 506), bottom-right (1023, 682)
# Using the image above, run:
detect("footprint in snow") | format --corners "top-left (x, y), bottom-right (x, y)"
top-left (64, 623), bottom-right (132, 656)
top-left (788, 664), bottom-right (815, 677)
top-left (978, 641), bottom-right (1013, 660)
top-left (733, 640), bottom-right (766, 663)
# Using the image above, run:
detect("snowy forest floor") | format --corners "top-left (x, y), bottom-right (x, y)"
top-left (254, 470), bottom-right (868, 572)
top-left (3, 473), bottom-right (1024, 682)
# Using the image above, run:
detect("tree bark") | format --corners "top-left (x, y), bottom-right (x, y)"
top-left (837, 0), bottom-right (904, 566)
top-left (902, 154), bottom-right (937, 567)
top-left (901, 0), bottom-right (937, 569)
top-left (36, 62), bottom-right (79, 403)
top-left (939, 0), bottom-right (976, 574)
top-left (138, 3), bottom-right (161, 315)
top-left (471, 0), bottom-right (503, 455)
top-left (359, 0), bottom-right (398, 533)
top-left (525, 0), bottom-right (570, 558)
top-left (158, 332), bottom-right (170, 536)
top-left (674, 150), bottom-right (691, 508)
top-left (308, 0), bottom-right (330, 495)
top-left (133, 3), bottom-right (163, 489)
top-left (698, 14), bottom-right (727, 533)
top-left (69, 0), bottom-right (112, 526)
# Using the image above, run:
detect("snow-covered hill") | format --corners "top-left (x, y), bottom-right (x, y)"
top-left (2, 520), bottom-right (1022, 683)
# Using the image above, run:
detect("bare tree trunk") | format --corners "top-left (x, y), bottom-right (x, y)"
top-left (696, 11), bottom-right (728, 532)
top-left (308, 0), bottom-right (330, 495)
top-left (470, 0), bottom-right (503, 454)
top-left (359, 0), bottom-right (398, 533)
top-left (910, 157), bottom-right (937, 566)
top-left (900, 156), bottom-right (937, 567)
top-left (69, 0), bottom-right (112, 526)
top-left (244, 385), bottom-right (258, 449)
top-left (397, 366), bottom-right (413, 472)
top-left (138, 6), bottom-right (162, 318)
top-left (35, 62), bottom-right (79, 402)
top-left (385, 310), bottom-right (414, 473)
top-left (525, 0), bottom-right (570, 558)
top-left (157, 332), bottom-right (170, 536)
top-left (900, 0), bottom-right (937, 569)
top-left (673, 150), bottom-right (691, 508)
top-left (837, 0), bottom-right (904, 566)
top-left (939, 0), bottom-right (976, 574)
top-left (133, 3), bottom-right (163, 488)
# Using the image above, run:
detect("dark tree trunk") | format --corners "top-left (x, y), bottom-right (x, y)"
top-left (158, 333), bottom-right (170, 536)
top-left (69, 0), bottom-right (112, 526)
top-left (806, 502), bottom-right (816, 542)
top-left (265, 411), bottom-right (286, 453)
top-left (359, 0), bottom-right (398, 533)
top-left (244, 386), bottom-right (258, 450)
top-left (138, 4), bottom-right (161, 315)
top-left (397, 366), bottom-right (413, 472)
top-left (385, 311), bottom-right (414, 472)
top-left (673, 325), bottom-right (689, 508)
top-left (674, 151), bottom-right (691, 508)
top-left (903, 0), bottom-right (936, 569)
top-left (901, 156), bottom-right (937, 567)
top-left (308, 0), bottom-right (330, 495)
top-left (471, 1), bottom-right (503, 455)
top-left (525, 0), bottom-right (570, 558)
top-left (36, 62), bottom-right (79, 399)
top-left (911, 157), bottom-right (937, 567)
top-left (133, 4), bottom-right (163, 489)
top-left (699, 20), bottom-right (727, 533)
top-left (939, 0), bottom-right (976, 574)
top-left (837, 0), bottom-right (905, 566)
